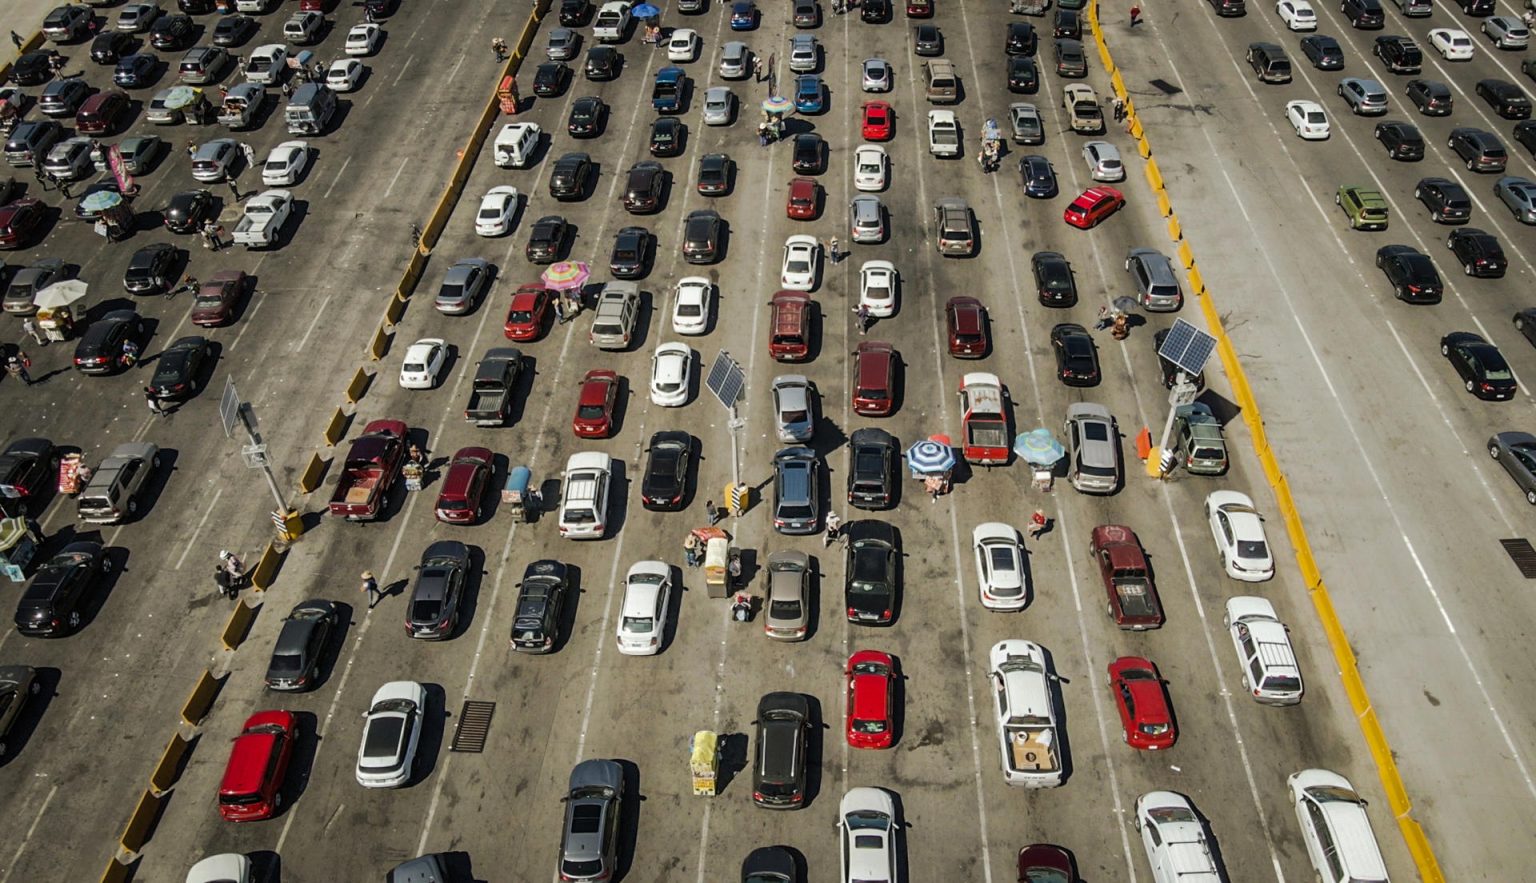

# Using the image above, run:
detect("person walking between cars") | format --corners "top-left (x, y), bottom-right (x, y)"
top-left (1027, 509), bottom-right (1049, 540)
top-left (21, 317), bottom-right (44, 346)
top-left (170, 274), bottom-right (198, 299)
top-left (492, 37), bottom-right (508, 62)
top-left (1129, 4), bottom-right (1141, 25)
top-left (120, 339), bottom-right (140, 369)
top-left (241, 142), bottom-right (256, 169)
top-left (855, 303), bottom-right (872, 335)
top-left (828, 236), bottom-right (841, 264)
top-left (361, 570), bottom-right (382, 609)
top-left (145, 387), bottom-right (168, 417)
top-left (227, 176), bottom-right (243, 202)
top-left (5, 351), bottom-right (32, 386)
top-left (1113, 96), bottom-right (1126, 123)
top-left (10, 31), bottom-right (23, 51)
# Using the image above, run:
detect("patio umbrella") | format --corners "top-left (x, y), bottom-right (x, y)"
top-left (34, 279), bottom-right (88, 312)
top-left (761, 95), bottom-right (794, 115)
top-left (1111, 295), bottom-right (1140, 313)
top-left (632, 2), bottom-right (662, 17)
top-left (541, 261), bottom-right (590, 291)
top-left (78, 190), bottom-right (123, 215)
top-left (1014, 429), bottom-right (1065, 467)
top-left (905, 439), bottom-right (955, 477)
top-left (164, 85), bottom-right (200, 110)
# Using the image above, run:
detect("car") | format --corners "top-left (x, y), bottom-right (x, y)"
top-left (1297, 34), bottom-right (1342, 70)
top-left (851, 341), bottom-right (897, 417)
top-left (1443, 331), bottom-right (1517, 399)
top-left (525, 215), bottom-right (567, 264)
top-left (1108, 657), bottom-right (1176, 750)
top-left (1341, 0), bottom-right (1384, 27)
top-left (1277, 0), bottom-right (1317, 30)
top-left (533, 62), bottom-right (570, 98)
top-left (584, 46), bottom-right (619, 80)
top-left (934, 198), bottom-right (975, 256)
top-left (1064, 185), bottom-right (1124, 228)
top-left (1007, 55), bottom-right (1039, 93)
top-left (1374, 35), bottom-right (1423, 73)
top-left (1495, 176), bottom-right (1536, 223)
top-left (914, 23), bottom-right (942, 55)
top-left (772, 447), bottom-right (821, 535)
top-left (558, 759), bottom-right (624, 880)
top-left (667, 27), bottom-right (700, 62)
top-left (682, 209), bottom-right (722, 263)
top-left (844, 520), bottom-right (897, 622)
top-left (1338, 77), bottom-right (1388, 115)
top-left (649, 117), bottom-right (684, 156)
top-left (397, 338), bottom-right (447, 390)
top-left (212, 14), bottom-right (256, 47)
top-left (1017, 846), bottom-right (1077, 883)
top-left (649, 343), bottom-right (692, 407)
top-left (3, 259), bottom-right (69, 316)
top-left (164, 189), bottom-right (217, 234)
top-left (190, 138), bottom-right (239, 183)
top-left (1017, 154), bottom-right (1057, 198)
top-left (1483, 15), bottom-right (1529, 49)
top-left (1125, 247), bottom-right (1183, 311)
top-left (862, 57), bottom-right (892, 92)
top-left (1490, 430), bottom-right (1536, 503)
top-left (639, 431), bottom-right (691, 511)
top-left (838, 788), bottom-right (898, 883)
top-left (571, 370), bottom-right (619, 439)
top-left (1429, 27), bottom-right (1473, 60)
top-left (9, 51), bottom-right (53, 87)
top-left (946, 296), bottom-right (989, 356)
top-left (861, 0), bottom-right (890, 22)
top-left (118, 3), bottom-right (161, 32)
top-left (549, 152), bottom-right (592, 200)
top-left (862, 102), bottom-right (893, 141)
top-left (621, 161), bottom-right (664, 214)
top-left (0, 198), bottom-right (44, 252)
top-left (1373, 120), bottom-right (1423, 160)
top-left (789, 34), bottom-right (818, 72)
top-left (719, 41), bottom-right (751, 79)
top-left (43, 136), bottom-right (95, 182)
top-left (434, 257), bottom-right (492, 315)
top-left (558, 452), bottom-right (612, 540)
top-left (1337, 184), bottom-right (1389, 230)
top-left (790, 133), bottom-right (826, 175)
top-left (1081, 141), bottom-right (1123, 183)
top-left (702, 86), bottom-right (733, 125)
top-left (859, 260), bottom-right (897, 318)
top-left (1413, 177), bottom-right (1470, 224)
top-left (847, 427), bottom-right (896, 509)
top-left (113, 53), bottom-right (157, 87)
top-left (149, 14), bottom-right (195, 50)
top-left (763, 552), bottom-right (810, 642)
top-left (91, 31), bottom-right (134, 64)
top-left (1282, 99), bottom-right (1330, 140)
top-left (0, 666), bottom-right (39, 757)
top-left (469, 185), bottom-right (520, 238)
top-left (123, 242), bottom-right (178, 295)
top-left (1224, 596), bottom-right (1305, 707)
top-left (852, 146), bottom-right (887, 192)
top-left (14, 540), bottom-right (107, 636)
top-left (780, 235), bottom-right (820, 290)
top-left (1135, 792), bottom-right (1223, 883)
top-left (43, 3), bottom-right (93, 41)
top-left (0, 438), bottom-right (55, 499)
top-left (218, 710), bottom-right (296, 822)
top-left (73, 309), bottom-right (145, 375)
top-left (1477, 79), bottom-right (1531, 119)
top-left (1053, 37), bottom-right (1087, 76)
top-left (793, 74), bottom-right (823, 113)
top-left (1406, 78), bottom-right (1452, 116)
top-left (1051, 323), bottom-right (1100, 387)
top-left (560, 0), bottom-right (593, 24)
top-left (405, 541), bottom-right (469, 638)
top-left (731, 0), bottom-right (759, 29)
top-left (546, 26), bottom-right (580, 61)
top-left (1288, 770), bottom-right (1391, 882)
top-left (1449, 128), bottom-right (1508, 172)
top-left (603, 225), bottom-right (650, 280)
top-left (503, 284), bottom-right (552, 341)
top-left (617, 560), bottom-right (672, 655)
top-left (257, 140), bottom-right (308, 187)
top-left (510, 560), bottom-right (569, 653)
top-left (765, 375), bottom-right (819, 446)
top-left (1007, 20), bottom-right (1038, 56)
top-left (1448, 227), bottom-right (1506, 277)
top-left (264, 599), bottom-right (337, 692)
top-left (433, 448), bottom-right (492, 526)
top-left (751, 692), bottom-right (811, 813)
top-left (790, 0), bottom-right (821, 26)
top-left (1205, 490), bottom-right (1275, 580)
top-left (845, 651), bottom-right (895, 748)
top-left (112, 135), bottom-right (161, 177)
top-left (1010, 103), bottom-right (1044, 145)
top-left (1065, 402), bottom-right (1119, 494)
top-left (778, 176), bottom-right (820, 223)
top-left (345, 22), bottom-right (383, 56)
top-left (355, 681), bottom-right (426, 789)
top-left (973, 522), bottom-right (1027, 611)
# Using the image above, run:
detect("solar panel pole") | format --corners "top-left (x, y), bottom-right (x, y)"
top-left (1156, 379), bottom-right (1200, 477)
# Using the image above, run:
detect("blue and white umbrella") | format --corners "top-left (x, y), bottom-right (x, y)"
top-left (905, 439), bottom-right (955, 477)
top-left (1014, 428), bottom-right (1065, 467)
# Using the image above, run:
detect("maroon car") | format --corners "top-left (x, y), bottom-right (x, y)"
top-left (1017, 843), bottom-right (1076, 883)
top-left (190, 269), bottom-right (247, 327)
top-left (76, 90), bottom-right (128, 136)
top-left (945, 296), bottom-right (988, 358)
top-left (434, 446), bottom-right (493, 524)
top-left (0, 199), bottom-right (45, 249)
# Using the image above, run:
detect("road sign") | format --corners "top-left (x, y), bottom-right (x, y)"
top-left (220, 378), bottom-right (241, 439)
top-left (705, 351), bottom-right (745, 410)
top-left (1156, 318), bottom-right (1217, 378)
top-left (241, 444), bottom-right (268, 469)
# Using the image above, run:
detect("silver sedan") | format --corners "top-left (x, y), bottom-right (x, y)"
top-left (1489, 431), bottom-right (1536, 504)
top-left (862, 57), bottom-right (892, 92)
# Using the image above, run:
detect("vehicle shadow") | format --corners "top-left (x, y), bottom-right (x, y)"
top-left (126, 447), bottom-right (177, 526)
top-left (614, 758), bottom-right (644, 883)
top-left (80, 535), bottom-right (127, 632)
top-left (453, 544), bottom-right (487, 640)
top-left (550, 563), bottom-right (583, 655)
top-left (411, 682), bottom-right (449, 787)
top-left (602, 459), bottom-right (631, 540)
top-left (659, 561), bottom-right (683, 654)
top-left (312, 600), bottom-right (356, 693)
top-left (278, 710), bottom-right (321, 814)
top-left (715, 731), bottom-right (749, 795)
top-left (802, 693), bottom-right (827, 809)
top-left (1038, 643), bottom-right (1074, 787)
top-left (0, 666), bottom-right (60, 766)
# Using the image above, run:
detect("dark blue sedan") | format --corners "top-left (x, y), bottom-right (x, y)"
top-left (1019, 154), bottom-right (1057, 199)
top-left (113, 54), bottom-right (158, 89)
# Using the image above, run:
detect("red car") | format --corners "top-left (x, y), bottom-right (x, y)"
top-left (0, 199), bottom-right (45, 249)
top-left (434, 446), bottom-right (493, 524)
top-left (504, 284), bottom-right (552, 341)
top-left (861, 101), bottom-right (894, 141)
top-left (786, 176), bottom-right (820, 220)
top-left (190, 269), bottom-right (247, 327)
top-left (572, 369), bottom-right (619, 438)
top-left (845, 649), bottom-right (895, 749)
top-left (1063, 186), bottom-right (1125, 229)
top-left (945, 296), bottom-right (988, 358)
top-left (1107, 656), bottom-right (1176, 750)
top-left (218, 710), bottom-right (296, 822)
top-left (852, 341), bottom-right (897, 417)
top-left (1017, 844), bottom-right (1076, 883)
top-left (907, 0), bottom-right (933, 16)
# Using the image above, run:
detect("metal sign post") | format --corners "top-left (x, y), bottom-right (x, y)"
top-left (705, 352), bottom-right (747, 489)
top-left (1153, 319), bottom-right (1218, 477)
top-left (224, 380), bottom-right (288, 513)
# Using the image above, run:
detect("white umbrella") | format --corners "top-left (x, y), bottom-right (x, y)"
top-left (34, 279), bottom-right (89, 312)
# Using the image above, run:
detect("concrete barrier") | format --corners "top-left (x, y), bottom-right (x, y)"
top-left (220, 598), bottom-right (259, 651)
top-left (1156, 190), bottom-right (1172, 218)
top-left (1110, 70), bottom-right (1126, 99)
top-left (1136, 136), bottom-right (1151, 159)
top-left (251, 541), bottom-right (283, 590)
top-left (385, 292), bottom-right (407, 325)
top-left (367, 324), bottom-right (392, 360)
top-left (345, 366), bottom-right (373, 404)
top-left (323, 407), bottom-right (348, 446)
top-left (1167, 215), bottom-right (1181, 242)
top-left (180, 669), bottom-right (224, 727)
top-left (117, 789), bottom-right (165, 855)
top-left (100, 858), bottom-right (131, 883)
top-left (149, 732), bottom-right (192, 796)
top-left (297, 452), bottom-right (329, 494)
top-left (1176, 240), bottom-right (1195, 269)
top-left (1186, 265), bottom-right (1204, 296)
top-left (1144, 158), bottom-right (1163, 192)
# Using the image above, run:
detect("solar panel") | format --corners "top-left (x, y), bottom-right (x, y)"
top-left (706, 351), bottom-right (745, 409)
top-left (1157, 318), bottom-right (1217, 378)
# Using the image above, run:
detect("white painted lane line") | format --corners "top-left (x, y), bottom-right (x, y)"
top-left (173, 487), bottom-right (225, 570)
top-left (392, 55), bottom-right (415, 87)
top-left (294, 293), bottom-right (333, 353)
top-left (0, 784), bottom-right (57, 883)
top-left (382, 156), bottom-right (411, 199)
top-left (323, 156), bottom-right (353, 201)
top-left (443, 53), bottom-right (467, 88)
top-left (223, 292), bottom-right (266, 354)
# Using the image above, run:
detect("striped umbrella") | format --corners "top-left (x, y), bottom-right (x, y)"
top-left (761, 95), bottom-right (794, 115)
top-left (540, 261), bottom-right (590, 291)
top-left (905, 439), bottom-right (955, 477)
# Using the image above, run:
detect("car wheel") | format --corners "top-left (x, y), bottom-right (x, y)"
top-left (1468, 158), bottom-right (1477, 170)
top-left (1334, 192), bottom-right (1342, 205)
top-left (1466, 262), bottom-right (1476, 275)
top-left (273, 792), bottom-right (283, 811)
top-left (1490, 442), bottom-right (1503, 459)
top-left (1467, 379), bottom-right (1476, 392)
top-left (152, 455), bottom-right (162, 469)
top-left (1517, 316), bottom-right (1526, 331)
top-left (1527, 488), bottom-right (1536, 505)
top-left (1397, 285), bottom-right (1408, 300)
top-left (1350, 216), bottom-right (1360, 229)
top-left (67, 610), bottom-right (81, 629)
top-left (1414, 186), bottom-right (1423, 198)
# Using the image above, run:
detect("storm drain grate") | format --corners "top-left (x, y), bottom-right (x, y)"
top-left (1500, 539), bottom-right (1536, 578)
top-left (451, 700), bottom-right (497, 753)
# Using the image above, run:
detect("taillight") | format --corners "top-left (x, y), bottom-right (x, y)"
top-left (847, 607), bottom-right (858, 619)
top-left (880, 610), bottom-right (892, 621)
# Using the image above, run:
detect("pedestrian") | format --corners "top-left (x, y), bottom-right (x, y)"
top-left (1026, 509), bottom-right (1049, 540)
top-left (33, 167), bottom-right (51, 192)
top-left (492, 37), bottom-right (508, 61)
top-left (1113, 97), bottom-right (1126, 122)
top-left (6, 350), bottom-right (32, 385)
top-left (364, 5), bottom-right (375, 23)
top-left (828, 236), bottom-right (841, 264)
top-left (553, 297), bottom-right (566, 324)
top-left (1111, 312), bottom-right (1130, 340)
top-left (1130, 4), bottom-right (1141, 24)
top-left (706, 499), bottom-right (722, 525)
top-left (409, 223), bottom-right (423, 250)
top-left (186, 140), bottom-right (197, 159)
top-left (855, 303), bottom-right (872, 335)
top-left (120, 339), bottom-right (139, 368)
top-left (55, 174), bottom-right (72, 199)
top-left (9, 31), bottom-right (22, 51)
top-left (199, 226), bottom-right (214, 250)
top-left (407, 442), bottom-right (427, 467)
top-left (217, 84), bottom-right (228, 100)
top-left (145, 387), bottom-right (167, 417)
top-left (227, 177), bottom-right (243, 202)
top-left (312, 61), bottom-right (324, 81)
top-left (361, 570), bottom-right (383, 609)
top-left (241, 142), bottom-right (256, 168)
top-left (169, 274), bottom-right (198, 300)
top-left (21, 317), bottom-right (44, 346)
top-left (1095, 304), bottom-right (1112, 331)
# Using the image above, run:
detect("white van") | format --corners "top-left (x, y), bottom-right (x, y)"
top-left (1288, 770), bottom-right (1390, 883)
top-left (493, 122), bottom-right (541, 169)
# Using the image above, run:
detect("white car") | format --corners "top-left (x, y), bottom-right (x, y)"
top-left (260, 140), bottom-right (309, 186)
top-left (649, 342), bottom-right (692, 406)
top-left (355, 680), bottom-right (426, 789)
top-left (862, 57), bottom-right (892, 92)
top-left (616, 560), bottom-right (672, 656)
top-left (1081, 140), bottom-right (1124, 182)
top-left (1206, 490), bottom-right (1274, 581)
top-left (671, 276), bottom-right (711, 335)
top-left (1276, 0), bottom-right (1317, 31)
top-left (344, 23), bottom-right (383, 56)
top-left (474, 185), bottom-right (519, 237)
top-left (1484, 15), bottom-right (1530, 49)
top-left (1285, 99), bottom-right (1330, 140)
top-left (853, 145), bottom-right (888, 191)
top-left (326, 58), bottom-right (364, 92)
top-left (781, 234), bottom-right (820, 291)
top-left (838, 787), bottom-right (898, 883)
top-left (1288, 770), bottom-right (1390, 883)
top-left (667, 27), bottom-right (700, 62)
top-left (858, 260), bottom-right (897, 318)
top-left (1428, 27), bottom-right (1473, 60)
top-left (398, 338), bottom-right (446, 389)
top-left (701, 86), bottom-right (733, 126)
top-left (186, 854), bottom-right (252, 883)
top-left (973, 522), bottom-right (1027, 611)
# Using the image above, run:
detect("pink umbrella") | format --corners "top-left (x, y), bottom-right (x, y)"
top-left (541, 261), bottom-right (590, 291)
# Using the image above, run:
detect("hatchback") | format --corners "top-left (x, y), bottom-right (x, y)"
top-left (772, 447), bottom-right (820, 534)
top-left (1019, 154), bottom-right (1057, 197)
top-left (862, 57), bottom-right (892, 92)
top-left (218, 711), bottom-right (296, 821)
top-left (1406, 78), bottom-right (1452, 116)
top-left (946, 296), bottom-right (989, 356)
top-left (559, 760), bottom-right (624, 881)
top-left (1449, 128), bottom-right (1507, 172)
top-left (753, 693), bottom-right (810, 807)
top-left (1337, 77), bottom-right (1388, 115)
top-left (434, 258), bottom-right (492, 314)
top-left (849, 195), bottom-right (884, 243)
top-left (772, 375), bottom-right (816, 442)
top-left (847, 428), bottom-right (897, 509)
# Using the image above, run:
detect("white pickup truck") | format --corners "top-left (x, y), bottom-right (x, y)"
top-left (592, 1), bottom-right (632, 42)
top-left (989, 640), bottom-right (1063, 788)
top-left (927, 109), bottom-right (960, 157)
top-left (232, 190), bottom-right (293, 249)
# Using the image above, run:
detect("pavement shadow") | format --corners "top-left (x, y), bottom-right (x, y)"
top-left (410, 682), bottom-right (449, 787)
top-left (0, 666), bottom-right (60, 765)
top-left (279, 711), bottom-right (321, 814)
top-left (453, 544), bottom-right (487, 640)
top-left (716, 731), bottom-right (750, 795)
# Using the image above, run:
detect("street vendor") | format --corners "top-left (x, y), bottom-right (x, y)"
top-left (684, 532), bottom-right (702, 567)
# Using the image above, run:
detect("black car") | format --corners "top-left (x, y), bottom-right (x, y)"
top-left (847, 427), bottom-right (897, 510)
top-left (1376, 244), bottom-right (1444, 303)
top-left (649, 117), bottom-right (683, 156)
top-left (1019, 154), bottom-right (1056, 198)
top-left (1476, 79), bottom-right (1531, 120)
top-left (363, 0), bottom-right (394, 16)
top-left (1447, 128), bottom-right (1506, 173)
top-left (641, 430), bottom-right (692, 511)
top-left (1454, 0), bottom-right (1495, 12)
top-left (1054, 9), bottom-right (1081, 38)
top-left (741, 846), bottom-right (799, 883)
top-left (1153, 327), bottom-right (1208, 389)
top-left (559, 0), bottom-right (592, 25)
top-left (0, 438), bottom-right (55, 499)
top-left (914, 24), bottom-right (942, 56)
top-left (90, 32), bottom-right (135, 64)
top-left (751, 692), bottom-right (810, 809)
top-left (264, 599), bottom-right (338, 691)
top-left (1447, 228), bottom-right (1507, 278)
top-left (548, 152), bottom-right (592, 200)
top-left (791, 133), bottom-right (824, 174)
top-left (682, 210), bottom-right (721, 263)
top-left (1032, 251), bottom-right (1077, 306)
top-left (1008, 55), bottom-right (1038, 93)
top-left (1372, 35), bottom-right (1421, 73)
top-left (146, 335), bottom-right (209, 400)
top-left (12, 52), bottom-right (54, 87)
top-left (1006, 21), bottom-right (1037, 55)
top-left (609, 225), bottom-right (652, 279)
top-left (1373, 120), bottom-right (1423, 160)
top-left (38, 79), bottom-right (91, 117)
top-left (792, 0), bottom-right (819, 26)
top-left (1054, 38), bottom-right (1087, 76)
top-left (74, 175), bottom-right (123, 221)
top-left (585, 46), bottom-right (620, 80)
top-left (406, 540), bottom-right (470, 640)
top-left (1442, 332), bottom-right (1516, 400)
top-left (73, 310), bottom-right (144, 375)
top-left (567, 95), bottom-right (605, 137)
top-left (697, 152), bottom-right (732, 195)
top-left (845, 520), bottom-right (897, 624)
top-left (149, 14), bottom-right (195, 51)
top-left (1051, 323), bottom-right (1100, 387)
top-left (212, 14), bottom-right (256, 47)
top-left (532, 61), bottom-right (570, 98)
top-left (1515, 120), bottom-right (1536, 156)
top-left (860, 0), bottom-right (889, 22)
top-left (621, 161), bottom-right (664, 214)
top-left (1299, 34), bottom-right (1345, 70)
top-left (1415, 177), bottom-right (1471, 223)
top-left (164, 189), bottom-right (216, 233)
top-left (1406, 79), bottom-right (1452, 116)
top-left (1341, 0), bottom-right (1384, 28)
top-left (15, 541), bottom-right (107, 637)
top-left (511, 560), bottom-right (569, 653)
top-left (525, 215), bottom-right (567, 263)
top-left (122, 243), bottom-right (178, 294)
top-left (178, 0), bottom-right (215, 11)
top-left (113, 53), bottom-right (157, 88)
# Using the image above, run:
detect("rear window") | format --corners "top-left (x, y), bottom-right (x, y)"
top-left (411, 599), bottom-right (442, 622)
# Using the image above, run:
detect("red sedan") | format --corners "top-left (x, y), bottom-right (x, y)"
top-left (1107, 656), bottom-right (1176, 750)
top-left (1017, 844), bottom-right (1076, 883)
top-left (572, 369), bottom-right (619, 438)
top-left (190, 270), bottom-right (248, 327)
top-left (1062, 185), bottom-right (1125, 229)
top-left (503, 284), bottom-right (552, 341)
top-left (786, 176), bottom-right (820, 220)
top-left (845, 649), bottom-right (896, 749)
top-left (0, 199), bottom-right (45, 249)
top-left (861, 101), bottom-right (894, 141)
top-left (218, 710), bottom-right (296, 822)
top-left (434, 446), bottom-right (493, 524)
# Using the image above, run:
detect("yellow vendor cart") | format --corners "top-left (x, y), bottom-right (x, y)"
top-left (690, 730), bottom-right (718, 796)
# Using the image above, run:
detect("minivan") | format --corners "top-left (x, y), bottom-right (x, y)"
top-left (772, 447), bottom-right (819, 534)
top-left (924, 59), bottom-right (958, 103)
top-left (1125, 248), bottom-right (1183, 311)
top-left (178, 46), bottom-right (229, 84)
top-left (752, 693), bottom-right (810, 808)
top-left (284, 82), bottom-right (336, 135)
top-left (5, 121), bottom-right (63, 167)
top-left (76, 90), bottom-right (128, 135)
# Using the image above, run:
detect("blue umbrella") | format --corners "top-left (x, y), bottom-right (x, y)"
top-left (905, 440), bottom-right (955, 477)
top-left (632, 2), bottom-right (662, 17)
top-left (1014, 429), bottom-right (1065, 466)
top-left (79, 190), bottom-right (123, 214)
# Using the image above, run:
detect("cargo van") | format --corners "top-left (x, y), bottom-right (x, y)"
top-left (284, 83), bottom-right (336, 135)
top-left (494, 122), bottom-right (541, 169)
top-left (923, 59), bottom-right (958, 104)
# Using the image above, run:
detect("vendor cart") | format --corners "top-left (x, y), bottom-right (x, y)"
top-left (689, 730), bottom-right (719, 796)
top-left (497, 75), bottom-right (520, 114)
top-left (0, 517), bottom-right (40, 583)
top-left (502, 465), bottom-right (534, 522)
top-left (979, 119), bottom-right (1003, 172)
top-left (402, 461), bottom-right (425, 492)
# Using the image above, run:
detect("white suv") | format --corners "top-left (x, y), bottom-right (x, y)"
top-left (1224, 596), bottom-right (1303, 705)
top-left (1288, 769), bottom-right (1390, 883)
top-left (559, 452), bottom-right (612, 539)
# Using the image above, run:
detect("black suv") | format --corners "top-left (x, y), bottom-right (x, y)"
top-left (1515, 120), bottom-right (1536, 156)
top-left (1373, 36), bottom-right (1421, 73)
top-left (1447, 228), bottom-right (1507, 278)
top-left (1374, 120), bottom-right (1424, 160)
top-left (1006, 22), bottom-right (1037, 56)
top-left (1376, 245), bottom-right (1443, 304)
top-left (609, 226), bottom-right (652, 279)
top-left (548, 152), bottom-right (592, 200)
top-left (791, 133), bottom-right (824, 174)
top-left (532, 61), bottom-right (570, 98)
top-left (640, 431), bottom-right (691, 511)
top-left (15, 541), bottom-right (106, 637)
top-left (845, 520), bottom-right (897, 624)
top-left (1415, 177), bottom-right (1472, 223)
top-left (1476, 79), bottom-right (1531, 120)
top-left (405, 541), bottom-right (469, 640)
top-left (1406, 79), bottom-right (1452, 116)
top-left (585, 46), bottom-right (619, 80)
top-left (1447, 128), bottom-right (1507, 173)
top-left (1246, 42), bottom-right (1292, 83)
top-left (73, 310), bottom-right (143, 375)
top-left (149, 14), bottom-right (195, 51)
top-left (848, 428), bottom-right (897, 510)
top-left (621, 161), bottom-right (665, 213)
top-left (264, 600), bottom-right (337, 691)
top-left (90, 32), bottom-right (135, 65)
top-left (1454, 0), bottom-right (1495, 13)
top-left (511, 560), bottom-right (568, 653)
top-left (1299, 35), bottom-right (1344, 70)
top-left (751, 693), bottom-right (810, 809)
top-left (525, 215), bottom-right (567, 263)
top-left (559, 0), bottom-right (592, 25)
top-left (122, 243), bottom-right (178, 294)
top-left (1341, 0), bottom-right (1384, 28)
top-left (860, 0), bottom-right (889, 22)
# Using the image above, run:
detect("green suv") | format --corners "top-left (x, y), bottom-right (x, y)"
top-left (1337, 185), bottom-right (1389, 230)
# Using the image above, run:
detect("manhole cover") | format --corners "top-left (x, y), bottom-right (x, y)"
top-left (1500, 539), bottom-right (1536, 578)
